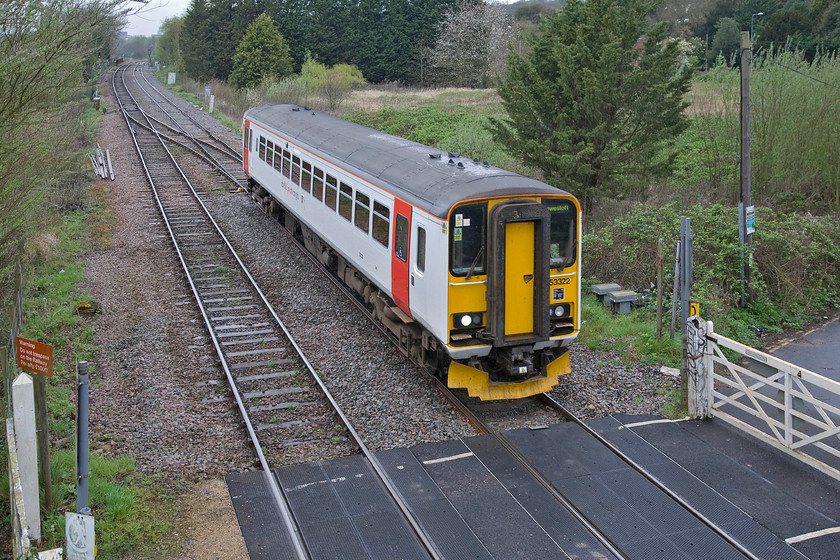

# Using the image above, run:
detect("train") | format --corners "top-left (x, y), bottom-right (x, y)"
top-left (241, 104), bottom-right (581, 400)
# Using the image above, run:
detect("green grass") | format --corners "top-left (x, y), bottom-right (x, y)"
top-left (2, 189), bottom-right (179, 558)
top-left (40, 452), bottom-right (174, 557)
top-left (658, 382), bottom-right (687, 419)
top-left (154, 69), bottom-right (241, 134)
top-left (578, 292), bottom-right (682, 369)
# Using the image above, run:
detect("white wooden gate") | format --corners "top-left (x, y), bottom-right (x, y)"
top-left (688, 318), bottom-right (840, 481)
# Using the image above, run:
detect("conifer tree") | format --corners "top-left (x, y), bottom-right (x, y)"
top-left (490, 0), bottom-right (693, 211)
top-left (229, 13), bottom-right (293, 90)
top-left (181, 0), bottom-right (213, 81)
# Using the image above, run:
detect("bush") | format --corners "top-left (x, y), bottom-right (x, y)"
top-left (583, 203), bottom-right (840, 339)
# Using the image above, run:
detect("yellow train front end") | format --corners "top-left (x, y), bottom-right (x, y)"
top-left (444, 195), bottom-right (581, 400)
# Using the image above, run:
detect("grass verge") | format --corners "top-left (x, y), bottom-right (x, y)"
top-left (1, 186), bottom-right (177, 558)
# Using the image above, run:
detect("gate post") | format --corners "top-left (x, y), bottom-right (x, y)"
top-left (686, 316), bottom-right (711, 418)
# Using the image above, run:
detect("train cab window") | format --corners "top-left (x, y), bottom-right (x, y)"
top-left (312, 167), bottom-right (324, 201)
top-left (325, 176), bottom-right (338, 210)
top-left (416, 227), bottom-right (426, 272)
top-left (450, 203), bottom-right (486, 277)
top-left (354, 192), bottom-right (370, 233)
top-left (395, 215), bottom-right (408, 262)
top-left (338, 184), bottom-right (353, 221)
top-left (301, 161), bottom-right (312, 192)
top-left (543, 200), bottom-right (577, 270)
top-left (258, 136), bottom-right (266, 160)
top-left (292, 155), bottom-right (301, 185)
top-left (372, 201), bottom-right (389, 247)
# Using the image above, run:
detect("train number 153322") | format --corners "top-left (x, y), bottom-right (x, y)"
top-left (550, 277), bottom-right (571, 286)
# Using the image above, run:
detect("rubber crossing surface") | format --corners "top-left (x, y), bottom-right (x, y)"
top-left (227, 414), bottom-right (840, 559)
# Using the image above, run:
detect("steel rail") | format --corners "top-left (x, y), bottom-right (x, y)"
top-left (128, 66), bottom-right (244, 188)
top-left (124, 113), bottom-right (243, 187)
top-left (113, 64), bottom-right (310, 560)
top-left (539, 393), bottom-right (761, 560)
top-left (137, 66), bottom-right (241, 160)
top-left (115, 63), bottom-right (443, 560)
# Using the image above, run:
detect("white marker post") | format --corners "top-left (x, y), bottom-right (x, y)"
top-left (12, 373), bottom-right (40, 541)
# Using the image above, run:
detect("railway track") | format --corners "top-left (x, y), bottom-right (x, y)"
top-left (122, 64), bottom-right (246, 188)
top-left (113, 64), bottom-right (761, 559)
top-left (112, 63), bottom-right (444, 559)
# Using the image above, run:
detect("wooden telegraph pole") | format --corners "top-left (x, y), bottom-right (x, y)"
top-left (739, 31), bottom-right (753, 306)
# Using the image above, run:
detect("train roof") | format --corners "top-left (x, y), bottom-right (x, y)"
top-left (244, 103), bottom-right (570, 219)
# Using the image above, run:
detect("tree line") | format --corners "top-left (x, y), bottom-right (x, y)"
top-left (156, 0), bottom-right (460, 86)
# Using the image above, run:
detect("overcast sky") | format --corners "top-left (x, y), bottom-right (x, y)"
top-left (124, 0), bottom-right (190, 36)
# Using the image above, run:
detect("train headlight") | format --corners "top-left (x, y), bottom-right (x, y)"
top-left (453, 312), bottom-right (482, 328)
top-left (552, 304), bottom-right (569, 318)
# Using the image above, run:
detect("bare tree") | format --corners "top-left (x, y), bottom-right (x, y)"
top-left (0, 0), bottom-right (125, 300)
top-left (429, 0), bottom-right (513, 88)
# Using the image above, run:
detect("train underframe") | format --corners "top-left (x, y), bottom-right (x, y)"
top-left (249, 181), bottom-right (569, 400)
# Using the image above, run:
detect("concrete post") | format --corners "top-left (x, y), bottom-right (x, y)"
top-left (12, 372), bottom-right (40, 541)
top-left (686, 317), bottom-right (712, 418)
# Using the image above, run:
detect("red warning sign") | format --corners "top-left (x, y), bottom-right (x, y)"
top-left (16, 337), bottom-right (54, 378)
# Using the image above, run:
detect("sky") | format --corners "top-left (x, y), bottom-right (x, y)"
top-left (123, 0), bottom-right (191, 36)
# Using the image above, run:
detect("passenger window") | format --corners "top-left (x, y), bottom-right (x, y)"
top-left (372, 201), bottom-right (389, 247)
top-left (266, 141), bottom-right (274, 168)
top-left (325, 176), bottom-right (338, 210)
top-left (259, 137), bottom-right (266, 160)
top-left (273, 146), bottom-right (282, 173)
top-left (355, 192), bottom-right (370, 233)
top-left (283, 150), bottom-right (291, 179)
top-left (416, 227), bottom-right (426, 272)
top-left (301, 161), bottom-right (312, 191)
top-left (338, 184), bottom-right (353, 221)
top-left (292, 155), bottom-right (301, 185)
top-left (312, 167), bottom-right (324, 201)
top-left (395, 215), bottom-right (408, 262)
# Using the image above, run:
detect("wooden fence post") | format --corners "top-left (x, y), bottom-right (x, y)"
top-left (34, 374), bottom-right (53, 512)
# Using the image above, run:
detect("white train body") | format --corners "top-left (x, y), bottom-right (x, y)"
top-left (242, 104), bottom-right (581, 400)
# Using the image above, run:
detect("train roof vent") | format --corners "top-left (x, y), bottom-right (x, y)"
top-left (429, 153), bottom-right (442, 159)
top-left (448, 159), bottom-right (455, 165)
top-left (292, 107), bottom-right (300, 111)
top-left (448, 152), bottom-right (460, 158)
top-left (457, 162), bottom-right (465, 169)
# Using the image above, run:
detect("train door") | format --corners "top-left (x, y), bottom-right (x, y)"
top-left (391, 199), bottom-right (412, 316)
top-left (243, 120), bottom-right (251, 177)
top-left (486, 201), bottom-right (550, 345)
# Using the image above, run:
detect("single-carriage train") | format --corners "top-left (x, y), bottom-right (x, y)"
top-left (242, 104), bottom-right (581, 400)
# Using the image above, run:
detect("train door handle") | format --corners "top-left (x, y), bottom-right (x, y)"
top-left (523, 274), bottom-right (533, 283)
